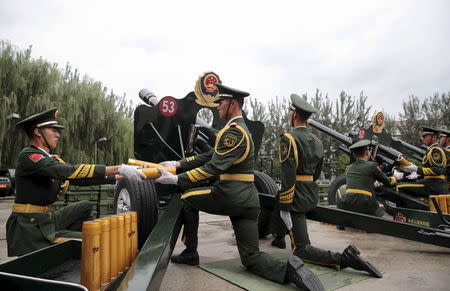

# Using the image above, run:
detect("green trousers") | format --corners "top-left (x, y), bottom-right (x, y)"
top-left (6, 200), bottom-right (91, 256)
top-left (289, 211), bottom-right (342, 270)
top-left (337, 194), bottom-right (385, 217)
top-left (180, 187), bottom-right (287, 284)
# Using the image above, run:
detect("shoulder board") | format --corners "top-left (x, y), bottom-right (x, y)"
top-left (29, 153), bottom-right (45, 163)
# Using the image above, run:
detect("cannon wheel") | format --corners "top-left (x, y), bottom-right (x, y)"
top-left (114, 179), bottom-right (158, 249)
top-left (254, 171), bottom-right (278, 237)
top-left (328, 174), bottom-right (347, 205)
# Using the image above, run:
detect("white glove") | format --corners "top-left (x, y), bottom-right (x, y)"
top-left (155, 168), bottom-right (178, 184)
top-left (118, 165), bottom-right (146, 180)
top-left (374, 181), bottom-right (383, 187)
top-left (392, 170), bottom-right (404, 180)
top-left (159, 161), bottom-right (177, 167)
top-left (403, 164), bottom-right (417, 173)
top-left (280, 210), bottom-right (292, 230)
top-left (406, 172), bottom-right (419, 180)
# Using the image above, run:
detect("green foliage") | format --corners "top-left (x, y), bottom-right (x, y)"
top-left (0, 41), bottom-right (134, 167)
top-left (398, 93), bottom-right (450, 146)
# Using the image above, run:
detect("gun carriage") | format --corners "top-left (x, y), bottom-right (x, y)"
top-left (1, 76), bottom-right (448, 290)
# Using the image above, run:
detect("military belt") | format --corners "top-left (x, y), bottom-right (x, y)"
top-left (424, 175), bottom-right (445, 180)
top-left (219, 173), bottom-right (254, 182)
top-left (345, 188), bottom-right (372, 197)
top-left (12, 203), bottom-right (49, 213)
top-left (296, 175), bottom-right (313, 181)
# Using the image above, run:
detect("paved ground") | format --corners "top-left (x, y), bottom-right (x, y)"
top-left (1, 197), bottom-right (449, 290)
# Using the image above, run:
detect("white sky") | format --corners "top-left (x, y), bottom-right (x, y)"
top-left (1, 0), bottom-right (449, 116)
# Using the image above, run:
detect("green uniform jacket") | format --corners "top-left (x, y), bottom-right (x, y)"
top-left (177, 117), bottom-right (259, 208)
top-left (339, 160), bottom-right (395, 216)
top-left (6, 146), bottom-right (106, 256)
top-left (444, 146), bottom-right (450, 190)
top-left (416, 144), bottom-right (448, 194)
top-left (278, 127), bottom-right (322, 212)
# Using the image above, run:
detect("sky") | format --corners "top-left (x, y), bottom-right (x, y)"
top-left (1, 0), bottom-right (449, 116)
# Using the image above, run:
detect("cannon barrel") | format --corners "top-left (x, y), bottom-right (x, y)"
top-left (392, 137), bottom-right (426, 156)
top-left (310, 120), bottom-right (405, 167)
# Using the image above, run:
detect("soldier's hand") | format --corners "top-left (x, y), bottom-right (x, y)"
top-left (118, 165), bottom-right (146, 181)
top-left (159, 161), bottom-right (177, 168)
top-left (155, 168), bottom-right (178, 185)
top-left (280, 210), bottom-right (293, 230)
top-left (392, 170), bottom-right (404, 180)
top-left (406, 172), bottom-right (419, 180)
top-left (374, 181), bottom-right (383, 187)
top-left (402, 164), bottom-right (417, 172)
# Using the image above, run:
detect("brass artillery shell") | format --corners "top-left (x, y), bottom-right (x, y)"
top-left (123, 212), bottom-right (132, 269)
top-left (438, 195), bottom-right (448, 214)
top-left (96, 218), bottom-right (111, 288)
top-left (117, 215), bottom-right (126, 273)
top-left (130, 211), bottom-right (138, 262)
top-left (139, 167), bottom-right (176, 180)
top-left (81, 221), bottom-right (102, 291)
top-left (429, 195), bottom-right (436, 212)
top-left (109, 216), bottom-right (119, 279)
top-left (397, 155), bottom-right (412, 167)
top-left (128, 158), bottom-right (160, 168)
top-left (446, 195), bottom-right (450, 215)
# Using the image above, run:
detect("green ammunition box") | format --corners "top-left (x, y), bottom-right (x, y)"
top-left (98, 200), bottom-right (115, 217)
top-left (49, 201), bottom-right (67, 213)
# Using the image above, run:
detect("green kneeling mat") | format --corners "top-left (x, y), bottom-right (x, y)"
top-left (198, 252), bottom-right (372, 291)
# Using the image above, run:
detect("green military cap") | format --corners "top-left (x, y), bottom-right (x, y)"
top-left (438, 127), bottom-right (450, 137)
top-left (421, 126), bottom-right (440, 136)
top-left (349, 139), bottom-right (371, 150)
top-left (290, 94), bottom-right (317, 113)
top-left (16, 108), bottom-right (64, 133)
top-left (215, 83), bottom-right (250, 101)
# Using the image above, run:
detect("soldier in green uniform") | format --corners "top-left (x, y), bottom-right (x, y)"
top-left (6, 108), bottom-right (144, 256)
top-left (396, 126), bottom-right (448, 196)
top-left (155, 84), bottom-right (325, 291)
top-left (336, 139), bottom-right (399, 217)
top-left (277, 94), bottom-right (382, 278)
top-left (438, 128), bottom-right (450, 191)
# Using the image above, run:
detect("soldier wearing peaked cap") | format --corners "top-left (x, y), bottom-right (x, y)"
top-left (437, 127), bottom-right (450, 191)
top-left (156, 85), bottom-right (326, 290)
top-left (337, 139), bottom-right (398, 217)
top-left (276, 94), bottom-right (382, 278)
top-left (6, 108), bottom-right (143, 256)
top-left (396, 126), bottom-right (449, 197)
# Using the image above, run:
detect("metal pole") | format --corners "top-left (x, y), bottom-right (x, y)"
top-left (94, 141), bottom-right (98, 164)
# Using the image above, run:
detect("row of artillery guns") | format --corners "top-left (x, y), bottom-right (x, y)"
top-left (308, 120), bottom-right (450, 214)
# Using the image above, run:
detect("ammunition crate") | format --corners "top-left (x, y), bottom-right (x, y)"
top-left (66, 192), bottom-right (99, 202)
top-left (98, 200), bottom-right (115, 217)
top-left (99, 184), bottom-right (116, 200)
top-left (49, 201), bottom-right (66, 212)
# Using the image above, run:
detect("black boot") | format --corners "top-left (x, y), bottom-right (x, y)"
top-left (285, 256), bottom-right (325, 291)
top-left (341, 244), bottom-right (382, 278)
top-left (271, 236), bottom-right (286, 249)
top-left (171, 249), bottom-right (199, 266)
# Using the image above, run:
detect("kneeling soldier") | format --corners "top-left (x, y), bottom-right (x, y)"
top-left (396, 126), bottom-right (448, 196)
top-left (438, 128), bottom-right (450, 191)
top-left (6, 108), bottom-right (143, 256)
top-left (337, 139), bottom-right (398, 217)
top-left (278, 94), bottom-right (382, 278)
top-left (156, 84), bottom-right (325, 291)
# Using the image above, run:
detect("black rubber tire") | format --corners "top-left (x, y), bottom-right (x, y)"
top-left (328, 174), bottom-right (347, 205)
top-left (114, 179), bottom-right (158, 249)
top-left (254, 171), bottom-right (278, 237)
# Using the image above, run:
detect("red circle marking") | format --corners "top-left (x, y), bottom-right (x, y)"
top-left (357, 128), bottom-right (366, 140)
top-left (159, 96), bottom-right (178, 117)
